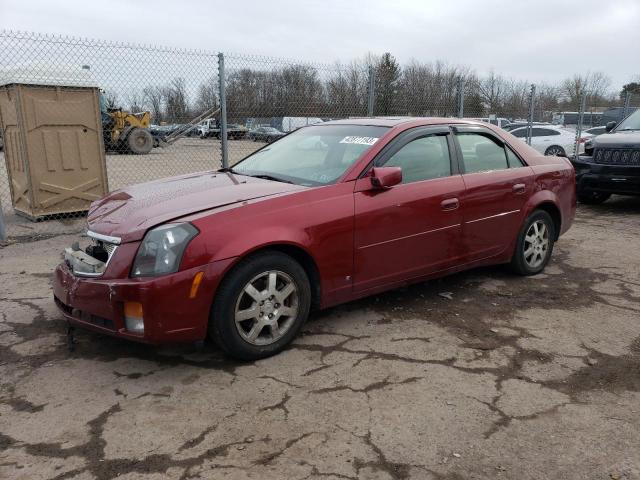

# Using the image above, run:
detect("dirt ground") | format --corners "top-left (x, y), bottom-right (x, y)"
top-left (0, 138), bottom-right (260, 240)
top-left (1, 197), bottom-right (640, 480)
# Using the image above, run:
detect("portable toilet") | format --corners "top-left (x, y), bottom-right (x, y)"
top-left (0, 64), bottom-right (108, 219)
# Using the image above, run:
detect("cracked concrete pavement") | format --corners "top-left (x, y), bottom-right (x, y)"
top-left (1, 197), bottom-right (640, 479)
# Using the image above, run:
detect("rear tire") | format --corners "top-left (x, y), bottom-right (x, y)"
top-left (209, 251), bottom-right (311, 361)
top-left (577, 190), bottom-right (611, 205)
top-left (510, 210), bottom-right (555, 276)
top-left (127, 128), bottom-right (153, 154)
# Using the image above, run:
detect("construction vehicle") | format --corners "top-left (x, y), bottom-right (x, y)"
top-left (99, 94), bottom-right (154, 154)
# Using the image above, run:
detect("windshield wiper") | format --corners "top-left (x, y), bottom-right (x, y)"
top-left (246, 174), bottom-right (294, 184)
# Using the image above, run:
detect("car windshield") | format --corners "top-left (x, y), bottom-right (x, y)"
top-left (617, 110), bottom-right (640, 131)
top-left (233, 124), bottom-right (389, 186)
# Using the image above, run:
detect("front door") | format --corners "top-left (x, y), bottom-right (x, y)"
top-left (353, 127), bottom-right (465, 293)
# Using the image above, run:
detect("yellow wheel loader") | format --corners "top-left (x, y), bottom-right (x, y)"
top-left (99, 94), bottom-right (153, 154)
top-left (102, 109), bottom-right (154, 154)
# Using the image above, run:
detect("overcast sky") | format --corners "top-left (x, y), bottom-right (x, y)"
top-left (0, 0), bottom-right (637, 91)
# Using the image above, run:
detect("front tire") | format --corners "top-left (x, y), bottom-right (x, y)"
top-left (510, 210), bottom-right (555, 276)
top-left (209, 251), bottom-right (311, 360)
top-left (577, 190), bottom-right (611, 205)
top-left (127, 128), bottom-right (153, 154)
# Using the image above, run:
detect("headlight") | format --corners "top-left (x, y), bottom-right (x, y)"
top-left (132, 223), bottom-right (199, 277)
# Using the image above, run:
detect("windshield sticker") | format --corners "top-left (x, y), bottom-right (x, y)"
top-left (339, 136), bottom-right (379, 146)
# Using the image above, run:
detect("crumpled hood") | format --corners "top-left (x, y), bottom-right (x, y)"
top-left (87, 171), bottom-right (305, 242)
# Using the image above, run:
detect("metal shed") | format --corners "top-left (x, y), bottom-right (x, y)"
top-left (0, 64), bottom-right (108, 220)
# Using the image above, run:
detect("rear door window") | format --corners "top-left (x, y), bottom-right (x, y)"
top-left (456, 133), bottom-right (509, 173)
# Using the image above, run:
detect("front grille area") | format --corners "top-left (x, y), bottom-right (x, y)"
top-left (103, 242), bottom-right (117, 257)
top-left (54, 296), bottom-right (116, 331)
top-left (593, 148), bottom-right (640, 166)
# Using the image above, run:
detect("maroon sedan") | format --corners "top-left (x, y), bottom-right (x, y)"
top-left (54, 118), bottom-right (576, 360)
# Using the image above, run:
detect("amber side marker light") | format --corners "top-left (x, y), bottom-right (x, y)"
top-left (189, 272), bottom-right (205, 299)
top-left (124, 301), bottom-right (144, 334)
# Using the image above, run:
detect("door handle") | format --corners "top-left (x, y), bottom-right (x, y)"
top-left (512, 183), bottom-right (526, 195)
top-left (441, 198), bottom-right (459, 211)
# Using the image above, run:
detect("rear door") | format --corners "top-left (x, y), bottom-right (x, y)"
top-left (452, 126), bottom-right (534, 261)
top-left (353, 126), bottom-right (465, 293)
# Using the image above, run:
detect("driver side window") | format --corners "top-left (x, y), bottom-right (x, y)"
top-left (381, 135), bottom-right (452, 184)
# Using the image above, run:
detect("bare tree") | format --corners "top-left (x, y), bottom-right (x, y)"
top-left (143, 86), bottom-right (164, 124)
top-left (126, 91), bottom-right (145, 113)
top-left (478, 70), bottom-right (507, 114)
top-left (325, 61), bottom-right (368, 117)
top-left (163, 77), bottom-right (189, 123)
top-left (194, 77), bottom-right (218, 114)
top-left (561, 72), bottom-right (612, 109)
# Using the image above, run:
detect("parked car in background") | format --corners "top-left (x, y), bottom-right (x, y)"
top-left (571, 109), bottom-right (640, 204)
top-left (509, 125), bottom-right (582, 156)
top-left (468, 117), bottom-right (511, 128)
top-left (149, 124), bottom-right (177, 147)
top-left (583, 126), bottom-right (607, 137)
top-left (503, 122), bottom-right (553, 132)
top-left (248, 126), bottom-right (286, 143)
top-left (54, 117), bottom-right (575, 360)
top-left (275, 116), bottom-right (324, 133)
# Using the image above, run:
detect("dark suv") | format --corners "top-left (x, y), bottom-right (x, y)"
top-left (572, 109), bottom-right (640, 204)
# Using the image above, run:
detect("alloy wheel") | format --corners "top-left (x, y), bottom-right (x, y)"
top-left (523, 220), bottom-right (549, 269)
top-left (234, 270), bottom-right (299, 346)
top-left (545, 146), bottom-right (564, 156)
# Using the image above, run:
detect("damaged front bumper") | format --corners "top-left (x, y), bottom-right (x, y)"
top-left (63, 246), bottom-right (108, 276)
top-left (53, 234), bottom-right (235, 344)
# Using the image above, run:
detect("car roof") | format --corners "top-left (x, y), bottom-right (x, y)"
top-left (317, 117), bottom-right (483, 128)
top-left (510, 124), bottom-right (564, 131)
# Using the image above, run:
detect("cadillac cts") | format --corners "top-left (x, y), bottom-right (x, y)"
top-left (54, 118), bottom-right (576, 360)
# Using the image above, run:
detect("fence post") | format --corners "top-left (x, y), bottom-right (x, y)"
top-left (0, 202), bottom-right (6, 243)
top-left (218, 52), bottom-right (228, 169)
top-left (526, 84), bottom-right (536, 146)
top-left (367, 65), bottom-right (375, 117)
top-left (622, 91), bottom-right (631, 120)
top-left (574, 92), bottom-right (587, 159)
top-left (457, 78), bottom-right (465, 118)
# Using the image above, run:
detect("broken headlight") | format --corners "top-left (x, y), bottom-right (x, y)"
top-left (131, 223), bottom-right (199, 277)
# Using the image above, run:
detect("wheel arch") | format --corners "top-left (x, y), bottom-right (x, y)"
top-left (216, 242), bottom-right (322, 311)
top-left (531, 201), bottom-right (562, 240)
top-left (521, 188), bottom-right (563, 241)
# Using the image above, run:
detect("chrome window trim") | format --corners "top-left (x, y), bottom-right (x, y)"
top-left (87, 230), bottom-right (122, 245)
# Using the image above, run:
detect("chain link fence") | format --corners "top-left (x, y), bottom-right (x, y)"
top-left (221, 53), bottom-right (371, 166)
top-left (1, 30), bottom-right (638, 243)
top-left (0, 31), bottom-right (221, 242)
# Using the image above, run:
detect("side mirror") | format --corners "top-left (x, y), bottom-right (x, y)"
top-left (605, 121), bottom-right (616, 132)
top-left (370, 167), bottom-right (402, 189)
